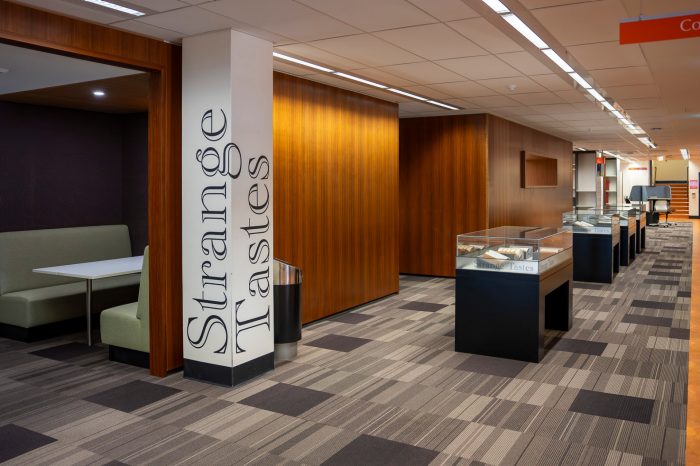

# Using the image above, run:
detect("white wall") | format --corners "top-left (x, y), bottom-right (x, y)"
top-left (622, 161), bottom-right (651, 208)
top-left (690, 160), bottom-right (699, 216)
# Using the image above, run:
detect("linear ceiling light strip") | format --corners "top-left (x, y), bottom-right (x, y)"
top-left (481, 0), bottom-right (656, 150)
top-left (83, 0), bottom-right (144, 16)
top-left (272, 52), bottom-right (460, 111)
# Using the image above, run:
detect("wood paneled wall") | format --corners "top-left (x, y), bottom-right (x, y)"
top-left (0, 1), bottom-right (182, 377)
top-left (273, 72), bottom-right (399, 323)
top-left (488, 115), bottom-right (573, 228)
top-left (399, 115), bottom-right (489, 277)
top-left (399, 114), bottom-right (572, 277)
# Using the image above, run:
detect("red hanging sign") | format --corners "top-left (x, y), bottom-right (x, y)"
top-left (620, 13), bottom-right (700, 45)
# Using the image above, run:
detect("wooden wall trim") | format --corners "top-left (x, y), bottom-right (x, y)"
top-left (0, 1), bottom-right (182, 377)
top-left (273, 72), bottom-right (399, 323)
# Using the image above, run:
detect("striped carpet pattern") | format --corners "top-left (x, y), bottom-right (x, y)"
top-left (0, 223), bottom-right (691, 465)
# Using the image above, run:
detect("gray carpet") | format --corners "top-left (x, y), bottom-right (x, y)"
top-left (0, 223), bottom-right (691, 465)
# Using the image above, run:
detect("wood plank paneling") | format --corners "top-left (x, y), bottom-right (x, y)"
top-left (273, 72), bottom-right (399, 324)
top-left (399, 115), bottom-right (489, 277)
top-left (0, 1), bottom-right (182, 377)
top-left (488, 115), bottom-right (573, 228)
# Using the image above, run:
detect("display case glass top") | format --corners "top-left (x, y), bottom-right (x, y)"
top-left (606, 205), bottom-right (645, 219)
top-left (603, 207), bottom-right (637, 226)
top-left (562, 209), bottom-right (620, 234)
top-left (456, 226), bottom-right (572, 275)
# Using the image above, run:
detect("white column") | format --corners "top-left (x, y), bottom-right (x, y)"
top-left (182, 29), bottom-right (274, 386)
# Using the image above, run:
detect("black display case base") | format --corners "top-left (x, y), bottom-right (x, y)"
top-left (572, 233), bottom-right (619, 283)
top-left (638, 225), bottom-right (646, 252)
top-left (620, 226), bottom-right (636, 266)
top-left (455, 261), bottom-right (572, 363)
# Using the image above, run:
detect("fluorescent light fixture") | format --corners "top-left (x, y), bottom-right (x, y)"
top-left (388, 88), bottom-right (427, 101)
top-left (568, 72), bottom-right (592, 89)
top-left (657, 155), bottom-right (664, 161)
top-left (334, 72), bottom-right (386, 89)
top-left (84, 0), bottom-right (144, 16)
top-left (625, 125), bottom-right (645, 135)
top-left (92, 90), bottom-right (105, 97)
top-left (602, 150), bottom-right (619, 158)
top-left (427, 100), bottom-right (460, 110)
top-left (601, 101), bottom-right (616, 112)
top-left (575, 147), bottom-right (588, 151)
top-left (272, 52), bottom-right (333, 73)
top-left (481, 0), bottom-right (510, 14)
top-left (638, 137), bottom-right (657, 149)
top-left (681, 148), bottom-right (689, 160)
top-left (619, 117), bottom-right (632, 126)
top-left (586, 88), bottom-right (606, 102)
top-left (611, 110), bottom-right (624, 119)
top-left (502, 13), bottom-right (549, 49)
top-left (542, 49), bottom-right (573, 73)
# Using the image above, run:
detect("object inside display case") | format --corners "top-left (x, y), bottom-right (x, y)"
top-left (456, 226), bottom-right (572, 274)
top-left (562, 210), bottom-right (619, 234)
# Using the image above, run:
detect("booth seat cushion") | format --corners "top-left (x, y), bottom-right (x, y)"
top-left (100, 303), bottom-right (145, 352)
top-left (0, 274), bottom-right (139, 328)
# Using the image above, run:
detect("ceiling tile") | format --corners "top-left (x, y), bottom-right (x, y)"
top-left (477, 76), bottom-right (547, 95)
top-left (137, 6), bottom-right (242, 36)
top-left (468, 95), bottom-right (521, 107)
top-left (521, 0), bottom-right (600, 8)
top-left (201, 0), bottom-right (361, 42)
top-left (275, 44), bottom-right (366, 70)
top-left (112, 19), bottom-right (182, 42)
top-left (554, 89), bottom-right (591, 103)
top-left (442, 98), bottom-right (482, 109)
top-left (530, 103), bottom-right (578, 114)
top-left (403, 85), bottom-right (451, 100)
top-left (308, 34), bottom-right (422, 67)
top-left (531, 74), bottom-right (572, 91)
top-left (126, 0), bottom-right (188, 13)
top-left (429, 80), bottom-right (497, 98)
top-left (296, 0), bottom-right (436, 32)
top-left (437, 55), bottom-right (521, 80)
top-left (406, 0), bottom-right (479, 21)
top-left (379, 61), bottom-right (464, 85)
top-left (497, 51), bottom-right (553, 75)
top-left (373, 24), bottom-right (487, 60)
top-left (589, 66), bottom-right (655, 87)
top-left (447, 17), bottom-right (523, 54)
top-left (603, 84), bottom-right (660, 99)
top-left (510, 92), bottom-right (566, 105)
top-left (617, 98), bottom-right (664, 110)
top-left (568, 41), bottom-right (647, 70)
top-left (531, 0), bottom-right (628, 46)
top-left (493, 106), bottom-right (540, 116)
top-left (352, 67), bottom-right (417, 87)
top-left (13, 0), bottom-right (126, 23)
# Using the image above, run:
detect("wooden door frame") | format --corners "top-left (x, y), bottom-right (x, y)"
top-left (0, 0), bottom-right (182, 376)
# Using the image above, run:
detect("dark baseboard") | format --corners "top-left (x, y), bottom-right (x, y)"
top-left (109, 345), bottom-right (150, 368)
top-left (184, 352), bottom-right (274, 387)
top-left (690, 215), bottom-right (699, 219)
top-left (0, 317), bottom-right (86, 342)
top-left (655, 180), bottom-right (688, 184)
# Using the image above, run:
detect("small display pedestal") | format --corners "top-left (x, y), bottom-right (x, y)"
top-left (620, 220), bottom-right (636, 266)
top-left (563, 210), bottom-right (621, 284)
top-left (455, 227), bottom-right (573, 363)
top-left (635, 209), bottom-right (646, 253)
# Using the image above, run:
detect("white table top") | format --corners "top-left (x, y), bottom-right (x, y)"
top-left (33, 255), bottom-right (143, 280)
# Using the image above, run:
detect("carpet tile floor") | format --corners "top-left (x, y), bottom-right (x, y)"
top-left (0, 223), bottom-right (691, 465)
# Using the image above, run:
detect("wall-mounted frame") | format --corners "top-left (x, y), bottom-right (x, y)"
top-left (521, 151), bottom-right (558, 188)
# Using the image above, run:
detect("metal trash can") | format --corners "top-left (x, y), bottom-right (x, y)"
top-left (273, 259), bottom-right (302, 361)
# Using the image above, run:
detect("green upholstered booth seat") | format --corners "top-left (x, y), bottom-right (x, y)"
top-left (0, 274), bottom-right (140, 328)
top-left (101, 246), bottom-right (149, 365)
top-left (0, 225), bottom-right (138, 338)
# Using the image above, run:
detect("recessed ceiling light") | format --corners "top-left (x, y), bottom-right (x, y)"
top-left (84, 0), bottom-right (144, 16)
top-left (657, 155), bottom-right (664, 161)
top-left (388, 88), bottom-right (427, 101)
top-left (427, 100), bottom-right (460, 110)
top-left (541, 49), bottom-right (573, 73)
top-left (681, 148), bottom-right (689, 160)
top-left (481, 0), bottom-right (510, 14)
top-left (502, 14), bottom-right (549, 49)
top-left (334, 72), bottom-right (386, 89)
top-left (272, 52), bottom-right (333, 73)
top-left (93, 90), bottom-right (105, 97)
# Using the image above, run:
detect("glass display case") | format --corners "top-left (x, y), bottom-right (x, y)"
top-left (562, 210), bottom-right (620, 234)
top-left (456, 226), bottom-right (572, 275)
top-left (603, 207), bottom-right (637, 226)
